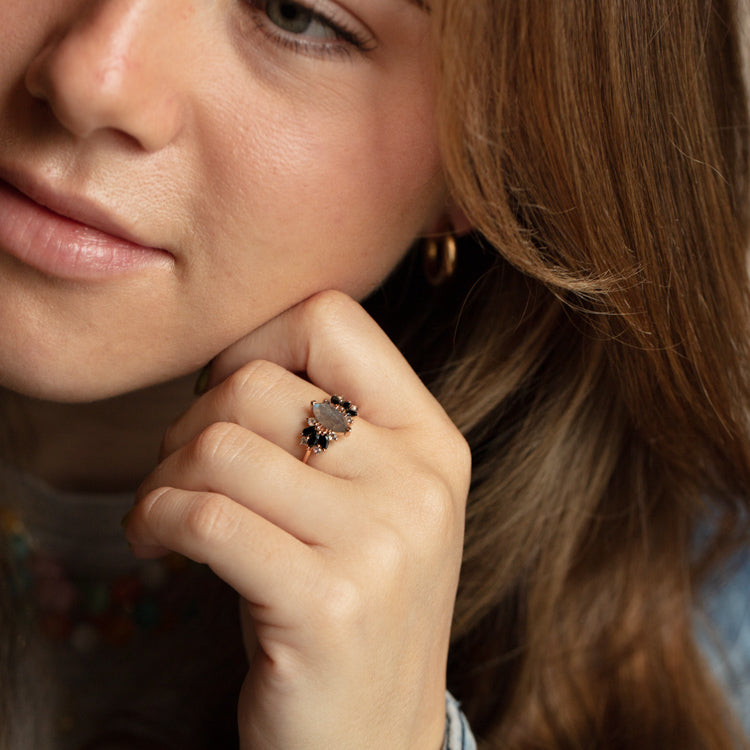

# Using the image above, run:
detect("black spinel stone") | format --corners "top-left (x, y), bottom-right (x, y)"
top-left (302, 426), bottom-right (317, 438)
top-left (331, 396), bottom-right (341, 405)
top-left (318, 434), bottom-right (329, 450)
top-left (346, 407), bottom-right (357, 417)
top-left (306, 433), bottom-right (319, 447)
top-left (341, 401), bottom-right (351, 410)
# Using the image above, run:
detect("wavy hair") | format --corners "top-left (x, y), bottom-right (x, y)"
top-left (373, 0), bottom-right (750, 747)
top-left (1, 1), bottom-right (749, 748)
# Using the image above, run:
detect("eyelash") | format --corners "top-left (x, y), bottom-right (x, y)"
top-left (244, 1), bottom-right (376, 61)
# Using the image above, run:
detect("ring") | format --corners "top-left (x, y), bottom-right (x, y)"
top-left (300, 395), bottom-right (358, 464)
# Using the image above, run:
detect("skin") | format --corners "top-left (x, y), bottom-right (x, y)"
top-left (0, 0), bottom-right (452, 402)
top-left (0, 0), bottom-right (471, 747)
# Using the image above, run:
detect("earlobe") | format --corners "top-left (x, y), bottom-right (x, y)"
top-left (424, 196), bottom-right (472, 239)
top-left (446, 199), bottom-right (472, 237)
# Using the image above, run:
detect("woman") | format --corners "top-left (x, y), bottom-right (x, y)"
top-left (0, 1), bottom-right (748, 749)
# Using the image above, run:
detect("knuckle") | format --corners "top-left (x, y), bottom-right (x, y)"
top-left (361, 524), bottom-right (410, 581)
top-left (188, 421), bottom-right (244, 467)
top-left (434, 413), bottom-right (472, 468)
top-left (357, 519), bottom-right (417, 595)
top-left (255, 643), bottom-right (301, 688)
top-left (430, 423), bottom-right (473, 500)
top-left (303, 290), bottom-right (356, 328)
top-left (301, 291), bottom-right (360, 379)
top-left (408, 470), bottom-right (459, 539)
top-left (138, 486), bottom-right (174, 526)
top-left (184, 492), bottom-right (236, 546)
top-left (220, 359), bottom-right (284, 413)
top-left (318, 574), bottom-right (365, 630)
top-left (450, 431), bottom-right (473, 494)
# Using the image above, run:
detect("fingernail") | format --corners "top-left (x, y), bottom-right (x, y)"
top-left (194, 359), bottom-right (214, 396)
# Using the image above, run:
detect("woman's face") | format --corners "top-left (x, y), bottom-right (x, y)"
top-left (0, 0), bottom-right (447, 402)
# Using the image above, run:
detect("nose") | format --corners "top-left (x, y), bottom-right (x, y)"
top-left (24, 0), bottom-right (185, 151)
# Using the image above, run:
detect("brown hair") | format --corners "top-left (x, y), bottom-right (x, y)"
top-left (375, 0), bottom-right (750, 747)
top-left (1, 1), bottom-right (748, 747)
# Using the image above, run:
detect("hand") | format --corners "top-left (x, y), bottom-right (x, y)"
top-left (125, 291), bottom-right (471, 750)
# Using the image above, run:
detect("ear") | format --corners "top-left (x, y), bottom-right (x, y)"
top-left (446, 198), bottom-right (472, 236)
top-left (423, 196), bottom-right (473, 238)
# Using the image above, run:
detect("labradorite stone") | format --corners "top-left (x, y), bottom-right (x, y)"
top-left (312, 402), bottom-right (349, 433)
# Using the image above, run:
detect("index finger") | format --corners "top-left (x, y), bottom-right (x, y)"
top-left (207, 290), bottom-right (443, 430)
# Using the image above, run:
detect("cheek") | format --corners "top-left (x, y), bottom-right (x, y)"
top-left (193, 76), bottom-right (444, 302)
top-left (0, 3), bottom-right (49, 125)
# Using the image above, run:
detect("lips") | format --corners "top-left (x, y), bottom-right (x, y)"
top-left (0, 168), bottom-right (174, 281)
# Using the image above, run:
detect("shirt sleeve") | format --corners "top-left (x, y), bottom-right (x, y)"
top-left (443, 691), bottom-right (477, 750)
top-left (696, 542), bottom-right (750, 738)
top-left (444, 541), bottom-right (750, 750)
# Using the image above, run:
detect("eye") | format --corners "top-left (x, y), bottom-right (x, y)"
top-left (266, 0), bottom-right (336, 39)
top-left (243, 0), bottom-right (375, 59)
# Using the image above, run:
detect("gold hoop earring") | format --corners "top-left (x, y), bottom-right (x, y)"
top-left (422, 235), bottom-right (457, 286)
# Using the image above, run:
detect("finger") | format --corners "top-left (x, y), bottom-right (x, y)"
top-left (206, 291), bottom-right (445, 432)
top-left (164, 360), bottom-right (324, 458)
top-left (140, 421), bottom-right (363, 542)
top-left (125, 486), bottom-right (321, 616)
top-left (164, 360), bottom-right (318, 455)
top-left (162, 361), bottom-right (379, 478)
